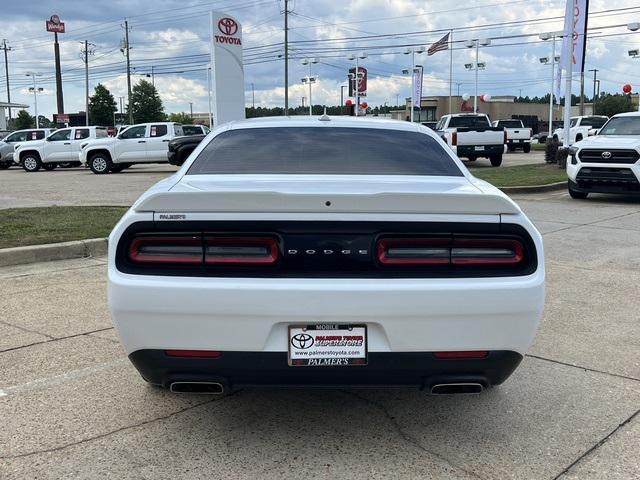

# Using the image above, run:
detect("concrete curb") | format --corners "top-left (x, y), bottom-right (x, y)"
top-left (499, 181), bottom-right (566, 194)
top-left (0, 238), bottom-right (108, 268)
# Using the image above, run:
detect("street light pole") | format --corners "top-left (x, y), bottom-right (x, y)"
top-left (26, 72), bottom-right (41, 128)
top-left (474, 41), bottom-right (479, 112)
top-left (403, 47), bottom-right (424, 122)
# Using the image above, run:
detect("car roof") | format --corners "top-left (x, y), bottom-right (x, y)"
top-left (611, 112), bottom-right (640, 118)
top-left (224, 116), bottom-right (422, 133)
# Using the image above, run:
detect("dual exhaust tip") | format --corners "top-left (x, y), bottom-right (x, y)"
top-left (168, 381), bottom-right (483, 395)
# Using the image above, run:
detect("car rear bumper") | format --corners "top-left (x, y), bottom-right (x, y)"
top-left (129, 349), bottom-right (523, 389)
top-left (454, 144), bottom-right (506, 157)
top-left (507, 139), bottom-right (531, 145)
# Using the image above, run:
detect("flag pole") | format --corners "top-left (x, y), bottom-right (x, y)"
top-left (448, 30), bottom-right (453, 114)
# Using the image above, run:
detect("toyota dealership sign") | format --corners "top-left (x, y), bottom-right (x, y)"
top-left (210, 11), bottom-right (245, 125)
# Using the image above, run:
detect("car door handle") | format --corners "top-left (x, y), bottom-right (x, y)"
top-left (138, 140), bottom-right (146, 143)
top-left (64, 142), bottom-right (71, 145)
top-left (162, 139), bottom-right (170, 142)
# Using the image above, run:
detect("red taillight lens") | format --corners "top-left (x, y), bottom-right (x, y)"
top-left (204, 236), bottom-right (278, 265)
top-left (377, 238), bottom-right (451, 265)
top-left (165, 350), bottom-right (223, 358)
top-left (451, 131), bottom-right (457, 146)
top-left (434, 351), bottom-right (488, 359)
top-left (376, 237), bottom-right (525, 267)
top-left (451, 238), bottom-right (524, 265)
top-left (129, 236), bottom-right (202, 264)
top-left (504, 129), bottom-right (508, 144)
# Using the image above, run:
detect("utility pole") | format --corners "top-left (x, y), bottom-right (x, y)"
top-left (81, 40), bottom-right (95, 125)
top-left (123, 19), bottom-right (133, 124)
top-left (1, 40), bottom-right (11, 122)
top-left (150, 65), bottom-right (155, 87)
top-left (118, 96), bottom-right (124, 116)
top-left (283, 0), bottom-right (289, 115)
top-left (189, 102), bottom-right (193, 119)
top-left (588, 69), bottom-right (598, 114)
top-left (579, 71), bottom-right (585, 116)
top-left (251, 82), bottom-right (255, 108)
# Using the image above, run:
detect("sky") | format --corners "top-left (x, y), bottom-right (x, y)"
top-left (1, 0), bottom-right (639, 119)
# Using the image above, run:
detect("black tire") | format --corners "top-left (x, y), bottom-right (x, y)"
top-left (523, 143), bottom-right (531, 153)
top-left (467, 156), bottom-right (477, 162)
top-left (490, 154), bottom-right (503, 167)
top-left (552, 135), bottom-right (559, 142)
top-left (568, 181), bottom-right (588, 199)
top-left (21, 154), bottom-right (42, 172)
top-left (110, 164), bottom-right (125, 173)
top-left (88, 153), bottom-right (112, 174)
top-left (42, 163), bottom-right (57, 171)
top-left (508, 145), bottom-right (516, 152)
top-left (0, 162), bottom-right (10, 170)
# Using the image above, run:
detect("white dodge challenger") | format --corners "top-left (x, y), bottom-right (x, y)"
top-left (108, 116), bottom-right (545, 395)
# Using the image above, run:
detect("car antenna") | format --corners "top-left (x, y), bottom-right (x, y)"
top-left (319, 107), bottom-right (330, 121)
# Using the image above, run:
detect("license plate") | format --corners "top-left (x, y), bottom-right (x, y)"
top-left (474, 146), bottom-right (484, 151)
top-left (288, 324), bottom-right (367, 367)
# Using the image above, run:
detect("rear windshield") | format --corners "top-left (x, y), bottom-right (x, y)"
top-left (187, 127), bottom-right (462, 177)
top-left (448, 116), bottom-right (490, 128)
top-left (497, 121), bottom-right (522, 128)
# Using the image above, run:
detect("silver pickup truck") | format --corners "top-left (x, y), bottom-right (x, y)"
top-left (436, 114), bottom-right (507, 167)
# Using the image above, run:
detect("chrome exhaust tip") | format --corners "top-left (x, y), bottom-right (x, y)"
top-left (169, 381), bottom-right (225, 395)
top-left (430, 383), bottom-right (484, 395)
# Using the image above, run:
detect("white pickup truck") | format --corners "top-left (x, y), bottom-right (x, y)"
top-left (79, 122), bottom-right (184, 174)
top-left (553, 115), bottom-right (609, 145)
top-left (0, 128), bottom-right (54, 169)
top-left (15, 126), bottom-right (109, 172)
top-left (492, 119), bottom-right (532, 153)
top-left (436, 113), bottom-right (507, 166)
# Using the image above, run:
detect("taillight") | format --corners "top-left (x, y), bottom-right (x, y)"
top-left (129, 236), bottom-right (202, 264)
top-left (503, 129), bottom-right (508, 144)
top-left (205, 236), bottom-right (278, 265)
top-left (376, 236), bottom-right (525, 267)
top-left (451, 131), bottom-right (457, 146)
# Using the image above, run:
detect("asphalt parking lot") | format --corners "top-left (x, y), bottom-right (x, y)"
top-left (0, 151), bottom-right (545, 209)
top-left (1, 162), bottom-right (639, 479)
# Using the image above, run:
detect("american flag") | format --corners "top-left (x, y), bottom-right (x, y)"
top-left (427, 32), bottom-right (450, 56)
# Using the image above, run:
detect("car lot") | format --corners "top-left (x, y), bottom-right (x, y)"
top-left (0, 151), bottom-right (546, 209)
top-left (0, 184), bottom-right (638, 478)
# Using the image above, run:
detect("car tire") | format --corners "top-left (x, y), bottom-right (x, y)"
top-left (0, 162), bottom-right (10, 170)
top-left (568, 181), bottom-right (588, 199)
top-left (490, 154), bottom-right (503, 167)
top-left (22, 154), bottom-right (42, 172)
top-left (88, 153), bottom-right (112, 174)
top-left (508, 145), bottom-right (516, 152)
top-left (523, 144), bottom-right (531, 153)
top-left (42, 163), bottom-right (57, 171)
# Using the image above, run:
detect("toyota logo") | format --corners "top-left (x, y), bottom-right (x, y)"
top-left (218, 17), bottom-right (238, 36)
top-left (291, 333), bottom-right (314, 349)
top-left (601, 151), bottom-right (612, 159)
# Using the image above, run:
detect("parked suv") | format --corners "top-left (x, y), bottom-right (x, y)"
top-left (80, 122), bottom-right (184, 174)
top-left (15, 127), bottom-right (108, 172)
top-left (0, 129), bottom-right (54, 169)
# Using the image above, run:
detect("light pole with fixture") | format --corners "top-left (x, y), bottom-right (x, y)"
top-left (25, 72), bottom-right (43, 128)
top-left (464, 39), bottom-right (491, 112)
top-left (301, 58), bottom-right (318, 116)
top-left (539, 31), bottom-right (563, 139)
top-left (347, 52), bottom-right (367, 117)
top-left (402, 47), bottom-right (424, 122)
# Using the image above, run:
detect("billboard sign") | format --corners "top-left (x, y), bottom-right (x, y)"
top-left (46, 15), bottom-right (65, 33)
top-left (209, 11), bottom-right (245, 125)
top-left (348, 66), bottom-right (367, 97)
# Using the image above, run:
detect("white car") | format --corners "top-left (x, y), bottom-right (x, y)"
top-left (436, 114), bottom-right (507, 166)
top-left (553, 115), bottom-right (608, 145)
top-left (567, 112), bottom-right (640, 199)
top-left (108, 116), bottom-right (545, 395)
top-left (0, 128), bottom-right (54, 169)
top-left (14, 126), bottom-right (108, 172)
top-left (79, 122), bottom-right (184, 174)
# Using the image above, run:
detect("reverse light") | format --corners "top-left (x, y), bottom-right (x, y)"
top-left (451, 131), bottom-right (458, 146)
top-left (128, 236), bottom-right (203, 264)
top-left (204, 236), bottom-right (278, 265)
top-left (377, 238), bottom-right (451, 265)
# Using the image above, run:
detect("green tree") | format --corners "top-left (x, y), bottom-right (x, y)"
top-left (128, 79), bottom-right (165, 123)
top-left (88, 83), bottom-right (118, 126)
top-left (167, 112), bottom-right (193, 124)
top-left (595, 93), bottom-right (634, 117)
top-left (13, 110), bottom-right (34, 129)
top-left (37, 116), bottom-right (53, 128)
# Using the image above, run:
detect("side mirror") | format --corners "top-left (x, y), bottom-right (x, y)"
top-left (45, 137), bottom-right (51, 141)
top-left (117, 134), bottom-right (123, 139)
